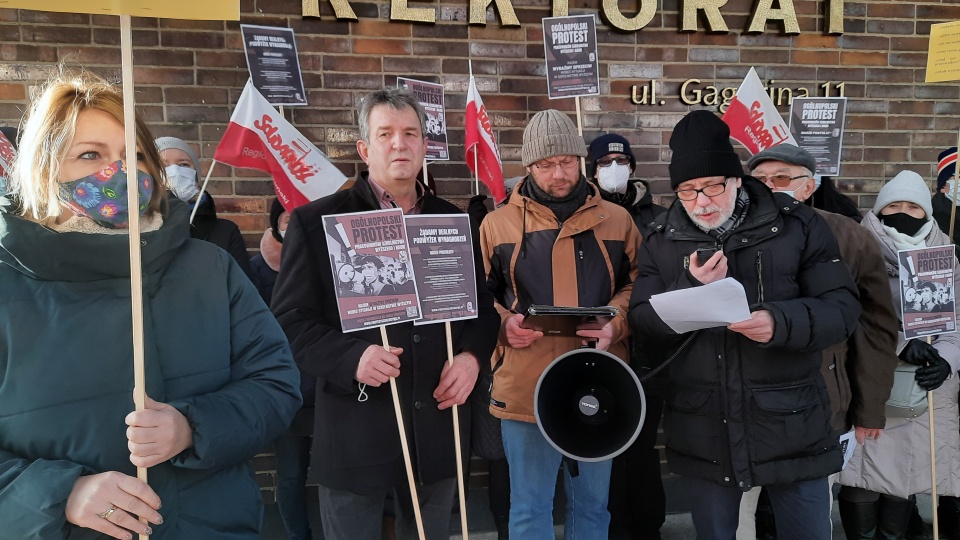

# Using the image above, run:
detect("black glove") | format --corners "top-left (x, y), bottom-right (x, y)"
top-left (900, 339), bottom-right (938, 366)
top-left (915, 353), bottom-right (952, 391)
top-left (467, 195), bottom-right (490, 226)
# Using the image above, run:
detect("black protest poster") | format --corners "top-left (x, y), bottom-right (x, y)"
top-left (405, 214), bottom-right (479, 324)
top-left (240, 24), bottom-right (308, 106)
top-left (542, 14), bottom-right (600, 99)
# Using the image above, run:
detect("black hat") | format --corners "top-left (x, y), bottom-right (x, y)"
top-left (938, 147), bottom-right (957, 191)
top-left (587, 133), bottom-right (635, 179)
top-left (668, 110), bottom-right (744, 189)
top-left (269, 198), bottom-right (285, 243)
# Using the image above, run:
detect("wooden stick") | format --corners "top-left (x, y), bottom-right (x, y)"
top-left (190, 160), bottom-right (217, 225)
top-left (380, 326), bottom-right (426, 540)
top-left (445, 322), bottom-right (469, 539)
top-left (928, 334), bottom-right (939, 540)
top-left (575, 96), bottom-right (586, 178)
top-left (120, 15), bottom-right (149, 540)
top-left (949, 123), bottom-right (960, 243)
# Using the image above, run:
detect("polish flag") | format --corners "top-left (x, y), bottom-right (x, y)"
top-left (0, 130), bottom-right (15, 178)
top-left (721, 67), bottom-right (797, 155)
top-left (465, 76), bottom-right (506, 203)
top-left (214, 80), bottom-right (347, 211)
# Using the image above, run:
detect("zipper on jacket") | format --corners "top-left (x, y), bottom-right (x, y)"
top-left (755, 251), bottom-right (764, 303)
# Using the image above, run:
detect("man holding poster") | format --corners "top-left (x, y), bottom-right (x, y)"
top-left (271, 87), bottom-right (498, 540)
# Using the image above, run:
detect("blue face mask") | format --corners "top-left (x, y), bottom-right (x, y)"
top-left (59, 160), bottom-right (154, 229)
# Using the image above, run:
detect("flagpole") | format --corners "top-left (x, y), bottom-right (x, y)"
top-left (190, 160), bottom-right (218, 225)
top-left (445, 322), bottom-right (469, 539)
top-left (120, 14), bottom-right (150, 540)
top-left (575, 96), bottom-right (586, 177)
top-left (469, 59), bottom-right (480, 196)
top-left (381, 326), bottom-right (427, 540)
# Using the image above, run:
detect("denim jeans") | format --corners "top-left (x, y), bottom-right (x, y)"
top-left (501, 419), bottom-right (612, 540)
top-left (687, 475), bottom-right (831, 540)
top-left (274, 430), bottom-right (314, 540)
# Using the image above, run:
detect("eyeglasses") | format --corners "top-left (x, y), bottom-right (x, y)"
top-left (533, 156), bottom-right (580, 174)
top-left (596, 156), bottom-right (631, 168)
top-left (753, 174), bottom-right (809, 188)
top-left (675, 178), bottom-right (732, 201)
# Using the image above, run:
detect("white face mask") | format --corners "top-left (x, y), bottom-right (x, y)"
top-left (813, 175), bottom-right (822, 191)
top-left (778, 190), bottom-right (796, 200)
top-left (597, 162), bottom-right (630, 194)
top-left (165, 164), bottom-right (199, 202)
top-left (279, 229), bottom-right (286, 238)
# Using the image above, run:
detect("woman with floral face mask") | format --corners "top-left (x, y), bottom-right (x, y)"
top-left (0, 70), bottom-right (301, 540)
top-left (838, 170), bottom-right (960, 539)
top-left (154, 136), bottom-right (253, 281)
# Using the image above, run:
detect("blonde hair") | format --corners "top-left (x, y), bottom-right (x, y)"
top-left (9, 69), bottom-right (165, 222)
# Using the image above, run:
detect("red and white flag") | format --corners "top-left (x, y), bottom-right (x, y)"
top-left (465, 76), bottom-right (506, 203)
top-left (721, 67), bottom-right (797, 155)
top-left (214, 80), bottom-right (347, 211)
top-left (0, 130), bottom-right (15, 178)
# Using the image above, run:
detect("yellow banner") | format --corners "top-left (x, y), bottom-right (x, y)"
top-left (0, 0), bottom-right (239, 21)
top-left (926, 20), bottom-right (960, 83)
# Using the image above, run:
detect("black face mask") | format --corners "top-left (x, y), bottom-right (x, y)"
top-left (880, 212), bottom-right (927, 237)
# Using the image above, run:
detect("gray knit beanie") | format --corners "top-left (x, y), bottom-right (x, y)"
top-left (154, 137), bottom-right (201, 172)
top-left (872, 170), bottom-right (933, 218)
top-left (521, 109), bottom-right (587, 166)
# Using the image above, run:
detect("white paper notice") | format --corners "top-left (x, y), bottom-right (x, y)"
top-left (649, 277), bottom-right (752, 334)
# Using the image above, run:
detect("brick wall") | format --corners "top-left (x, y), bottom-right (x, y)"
top-left (0, 0), bottom-right (956, 501)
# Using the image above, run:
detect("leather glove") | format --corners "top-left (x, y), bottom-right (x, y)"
top-left (900, 339), bottom-right (938, 366)
top-left (915, 352), bottom-right (952, 391)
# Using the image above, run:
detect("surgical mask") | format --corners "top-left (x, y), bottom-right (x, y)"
top-left (880, 212), bottom-right (927, 237)
top-left (597, 162), bottom-right (630, 194)
top-left (59, 160), bottom-right (154, 229)
top-left (279, 229), bottom-right (286, 238)
top-left (165, 164), bottom-right (199, 202)
top-left (813, 175), bottom-right (822, 191)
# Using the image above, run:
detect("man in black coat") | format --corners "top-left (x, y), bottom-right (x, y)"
top-left (271, 87), bottom-right (499, 540)
top-left (628, 111), bottom-right (860, 540)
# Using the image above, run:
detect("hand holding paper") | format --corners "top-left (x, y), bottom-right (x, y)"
top-left (649, 277), bottom-right (752, 334)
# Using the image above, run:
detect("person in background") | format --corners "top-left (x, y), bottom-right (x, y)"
top-left (154, 136), bottom-right (253, 280)
top-left (250, 197), bottom-right (316, 540)
top-left (585, 132), bottom-right (667, 540)
top-left (0, 70), bottom-right (301, 540)
top-left (738, 144), bottom-right (899, 540)
top-left (838, 170), bottom-right (960, 540)
top-left (629, 110), bottom-right (860, 540)
top-left (806, 175), bottom-right (864, 222)
top-left (933, 147), bottom-right (960, 245)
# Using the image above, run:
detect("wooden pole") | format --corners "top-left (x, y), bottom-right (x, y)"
top-left (574, 96), bottom-right (586, 178)
top-left (380, 326), bottom-right (426, 540)
top-left (445, 322), bottom-right (469, 538)
top-left (928, 337), bottom-right (939, 539)
top-left (120, 15), bottom-right (149, 540)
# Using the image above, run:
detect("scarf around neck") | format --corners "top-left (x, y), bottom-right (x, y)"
top-left (520, 175), bottom-right (589, 223)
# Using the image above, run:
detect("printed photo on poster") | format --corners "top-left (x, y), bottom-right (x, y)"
top-left (397, 77), bottom-right (449, 161)
top-left (240, 24), bottom-right (308, 106)
top-left (405, 214), bottom-right (479, 325)
top-left (542, 14), bottom-right (600, 99)
top-left (788, 97), bottom-right (847, 177)
top-left (322, 208), bottom-right (422, 333)
top-left (898, 245), bottom-right (957, 339)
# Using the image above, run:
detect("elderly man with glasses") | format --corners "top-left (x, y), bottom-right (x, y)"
top-left (479, 109), bottom-right (641, 540)
top-left (628, 111), bottom-right (861, 540)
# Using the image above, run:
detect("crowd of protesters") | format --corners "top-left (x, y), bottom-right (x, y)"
top-left (2, 69), bottom-right (960, 540)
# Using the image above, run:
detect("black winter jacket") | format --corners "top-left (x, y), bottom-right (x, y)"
top-left (191, 192), bottom-right (254, 281)
top-left (628, 177), bottom-right (860, 490)
top-left (272, 174), bottom-right (500, 491)
top-left (594, 178), bottom-right (666, 238)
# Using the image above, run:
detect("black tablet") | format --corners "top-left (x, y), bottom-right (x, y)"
top-left (519, 304), bottom-right (620, 336)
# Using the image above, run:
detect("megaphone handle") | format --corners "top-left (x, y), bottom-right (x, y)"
top-left (563, 456), bottom-right (580, 478)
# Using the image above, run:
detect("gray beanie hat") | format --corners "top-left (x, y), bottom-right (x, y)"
top-left (154, 136), bottom-right (201, 172)
top-left (521, 109), bottom-right (587, 166)
top-left (746, 143), bottom-right (817, 175)
top-left (872, 170), bottom-right (933, 219)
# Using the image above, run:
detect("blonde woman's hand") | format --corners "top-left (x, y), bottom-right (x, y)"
top-left (65, 471), bottom-right (163, 539)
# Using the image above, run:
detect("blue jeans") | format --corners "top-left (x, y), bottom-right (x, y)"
top-left (686, 475), bottom-right (831, 540)
top-left (501, 419), bottom-right (612, 540)
top-left (274, 430), bottom-right (313, 540)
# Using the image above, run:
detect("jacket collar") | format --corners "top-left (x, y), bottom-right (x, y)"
top-left (0, 195), bottom-right (189, 282)
top-left (508, 176), bottom-right (603, 224)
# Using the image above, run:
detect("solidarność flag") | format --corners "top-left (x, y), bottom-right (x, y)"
top-left (465, 76), bottom-right (506, 203)
top-left (721, 67), bottom-right (797, 155)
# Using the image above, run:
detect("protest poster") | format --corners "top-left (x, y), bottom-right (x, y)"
top-left (240, 24), bottom-right (308, 106)
top-left (926, 20), bottom-right (960, 84)
top-left (397, 77), bottom-right (449, 161)
top-left (722, 67), bottom-right (797, 154)
top-left (404, 214), bottom-right (478, 325)
top-left (322, 208), bottom-right (422, 332)
top-left (788, 97), bottom-right (847, 176)
top-left (898, 245), bottom-right (957, 339)
top-left (542, 14), bottom-right (600, 99)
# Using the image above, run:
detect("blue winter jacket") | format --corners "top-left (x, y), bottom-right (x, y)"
top-left (0, 198), bottom-right (302, 539)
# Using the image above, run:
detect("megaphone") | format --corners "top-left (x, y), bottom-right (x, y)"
top-left (534, 348), bottom-right (646, 462)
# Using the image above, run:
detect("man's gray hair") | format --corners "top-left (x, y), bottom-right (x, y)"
top-left (358, 87), bottom-right (427, 143)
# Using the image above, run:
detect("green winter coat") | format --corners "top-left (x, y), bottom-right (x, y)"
top-left (0, 197), bottom-right (301, 539)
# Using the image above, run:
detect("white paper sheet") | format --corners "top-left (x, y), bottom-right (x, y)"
top-left (649, 277), bottom-right (752, 334)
